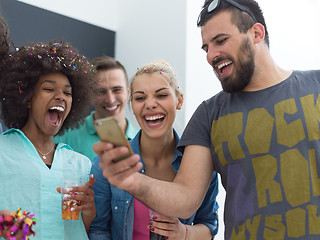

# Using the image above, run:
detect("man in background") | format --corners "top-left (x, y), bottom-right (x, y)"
top-left (55, 56), bottom-right (137, 161)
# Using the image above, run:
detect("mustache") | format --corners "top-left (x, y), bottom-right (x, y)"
top-left (211, 57), bottom-right (230, 67)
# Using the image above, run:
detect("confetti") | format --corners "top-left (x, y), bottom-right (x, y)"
top-left (0, 208), bottom-right (37, 240)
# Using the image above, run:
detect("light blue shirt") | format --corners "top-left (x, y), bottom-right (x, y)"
top-left (54, 111), bottom-right (138, 161)
top-left (0, 129), bottom-right (91, 240)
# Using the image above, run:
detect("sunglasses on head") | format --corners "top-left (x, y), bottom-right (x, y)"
top-left (197, 0), bottom-right (258, 25)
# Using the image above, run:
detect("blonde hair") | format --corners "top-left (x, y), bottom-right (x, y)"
top-left (130, 60), bottom-right (181, 103)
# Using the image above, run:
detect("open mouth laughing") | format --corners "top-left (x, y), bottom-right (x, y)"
top-left (216, 60), bottom-right (233, 76)
top-left (48, 105), bottom-right (65, 127)
top-left (144, 114), bottom-right (165, 126)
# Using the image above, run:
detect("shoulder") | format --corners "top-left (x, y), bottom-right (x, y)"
top-left (0, 133), bottom-right (13, 150)
top-left (191, 91), bottom-right (228, 118)
top-left (0, 129), bottom-right (24, 145)
top-left (291, 69), bottom-right (320, 82)
top-left (57, 144), bottom-right (91, 167)
top-left (203, 91), bottom-right (229, 108)
top-left (286, 70), bottom-right (320, 91)
top-left (187, 90), bottom-right (227, 124)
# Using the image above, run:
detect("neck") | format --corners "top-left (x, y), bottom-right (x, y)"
top-left (21, 123), bottom-right (56, 162)
top-left (140, 129), bottom-right (176, 181)
top-left (139, 129), bottom-right (176, 164)
top-left (244, 45), bottom-right (292, 92)
top-left (22, 123), bottom-right (53, 144)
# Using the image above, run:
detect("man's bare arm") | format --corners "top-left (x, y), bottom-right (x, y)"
top-left (94, 142), bottom-right (214, 219)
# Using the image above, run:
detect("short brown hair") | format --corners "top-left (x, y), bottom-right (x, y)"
top-left (92, 56), bottom-right (128, 86)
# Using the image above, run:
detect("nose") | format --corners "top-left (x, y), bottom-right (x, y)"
top-left (55, 90), bottom-right (66, 102)
top-left (207, 46), bottom-right (220, 67)
top-left (105, 92), bottom-right (116, 104)
top-left (145, 98), bottom-right (157, 110)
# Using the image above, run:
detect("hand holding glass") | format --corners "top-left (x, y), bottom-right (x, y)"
top-left (61, 179), bottom-right (84, 220)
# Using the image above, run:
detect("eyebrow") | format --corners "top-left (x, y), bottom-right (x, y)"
top-left (201, 33), bottom-right (228, 50)
top-left (111, 86), bottom-right (124, 89)
top-left (41, 80), bottom-right (72, 88)
top-left (132, 91), bottom-right (144, 95)
top-left (95, 86), bottom-right (124, 90)
top-left (155, 87), bottom-right (169, 93)
top-left (133, 87), bottom-right (169, 95)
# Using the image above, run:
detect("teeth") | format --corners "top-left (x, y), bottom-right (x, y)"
top-left (105, 106), bottom-right (117, 111)
top-left (145, 115), bottom-right (164, 121)
top-left (50, 106), bottom-right (64, 112)
top-left (217, 61), bottom-right (232, 70)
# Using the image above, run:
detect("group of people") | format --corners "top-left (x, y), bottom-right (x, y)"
top-left (88, 60), bottom-right (219, 240)
top-left (1, 0), bottom-right (320, 239)
top-left (0, 5), bottom-right (219, 240)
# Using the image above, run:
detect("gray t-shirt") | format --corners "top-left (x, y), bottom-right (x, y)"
top-left (179, 70), bottom-right (320, 240)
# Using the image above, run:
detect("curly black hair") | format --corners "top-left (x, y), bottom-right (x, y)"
top-left (0, 41), bottom-right (96, 135)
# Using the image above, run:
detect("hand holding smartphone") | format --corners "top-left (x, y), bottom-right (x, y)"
top-left (94, 117), bottom-right (134, 162)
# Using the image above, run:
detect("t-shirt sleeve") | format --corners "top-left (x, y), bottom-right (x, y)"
top-left (178, 101), bottom-right (212, 153)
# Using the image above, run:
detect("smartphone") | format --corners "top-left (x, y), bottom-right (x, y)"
top-left (94, 116), bottom-right (134, 162)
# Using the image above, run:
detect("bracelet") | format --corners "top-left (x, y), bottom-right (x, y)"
top-left (184, 224), bottom-right (188, 240)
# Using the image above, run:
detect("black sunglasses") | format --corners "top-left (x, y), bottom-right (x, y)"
top-left (197, 0), bottom-right (258, 25)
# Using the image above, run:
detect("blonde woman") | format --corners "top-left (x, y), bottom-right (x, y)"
top-left (89, 61), bottom-right (218, 240)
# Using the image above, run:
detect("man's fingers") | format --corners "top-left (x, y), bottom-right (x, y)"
top-left (92, 142), bottom-right (114, 157)
top-left (100, 153), bottom-right (140, 175)
top-left (106, 162), bottom-right (142, 185)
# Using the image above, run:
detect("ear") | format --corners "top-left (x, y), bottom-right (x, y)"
top-left (251, 23), bottom-right (265, 45)
top-left (176, 93), bottom-right (184, 110)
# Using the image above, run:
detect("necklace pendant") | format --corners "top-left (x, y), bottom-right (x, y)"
top-left (35, 145), bottom-right (55, 160)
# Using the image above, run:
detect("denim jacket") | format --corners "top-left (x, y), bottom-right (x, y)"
top-left (89, 129), bottom-right (219, 240)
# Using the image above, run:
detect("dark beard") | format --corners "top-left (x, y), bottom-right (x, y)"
top-left (217, 38), bottom-right (255, 93)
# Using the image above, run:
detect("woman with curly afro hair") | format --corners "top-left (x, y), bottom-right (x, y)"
top-left (0, 41), bottom-right (96, 240)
